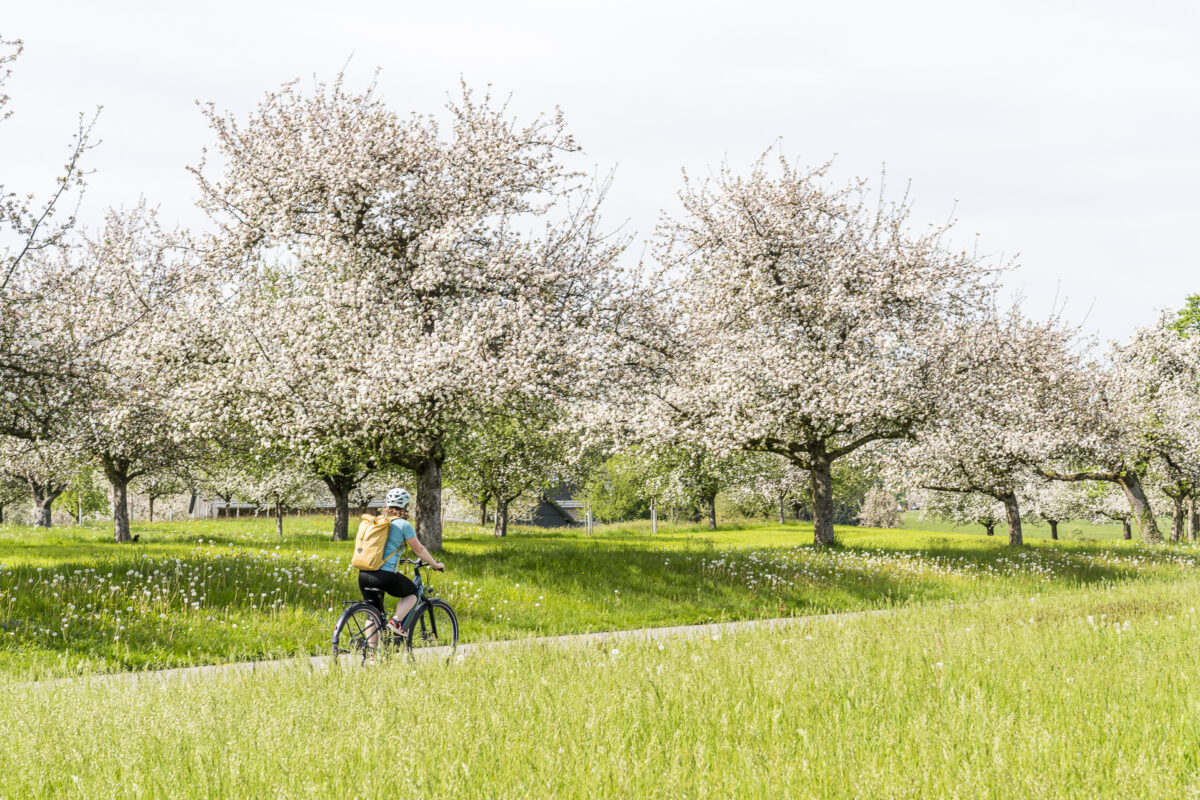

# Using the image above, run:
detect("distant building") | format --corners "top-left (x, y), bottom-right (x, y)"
top-left (521, 484), bottom-right (584, 527)
top-left (188, 484), bottom-right (589, 527)
top-left (188, 494), bottom-right (384, 519)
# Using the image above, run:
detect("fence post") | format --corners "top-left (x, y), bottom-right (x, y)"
top-left (651, 498), bottom-right (658, 535)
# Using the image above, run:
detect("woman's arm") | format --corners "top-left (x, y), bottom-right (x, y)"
top-left (408, 535), bottom-right (444, 571)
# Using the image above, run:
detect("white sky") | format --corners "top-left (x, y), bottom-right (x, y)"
top-left (3, 0), bottom-right (1197, 344)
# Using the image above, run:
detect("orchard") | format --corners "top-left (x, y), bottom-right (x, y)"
top-left (2, 39), bottom-right (1199, 551)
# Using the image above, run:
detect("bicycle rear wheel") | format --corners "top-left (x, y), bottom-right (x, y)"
top-left (405, 599), bottom-right (459, 662)
top-left (332, 603), bottom-right (384, 666)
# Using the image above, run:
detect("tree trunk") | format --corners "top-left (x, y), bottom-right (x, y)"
top-left (331, 491), bottom-right (349, 541)
top-left (1001, 492), bottom-right (1023, 546)
top-left (1048, 520), bottom-right (1059, 540)
top-left (1190, 497), bottom-right (1199, 542)
top-left (984, 523), bottom-right (996, 536)
top-left (479, 497), bottom-right (489, 527)
top-left (1122, 518), bottom-right (1132, 540)
top-left (1117, 473), bottom-right (1161, 543)
top-left (494, 498), bottom-right (509, 537)
top-left (1170, 495), bottom-right (1187, 543)
top-left (0, 504), bottom-right (4, 524)
top-left (102, 461), bottom-right (132, 543)
top-left (321, 474), bottom-right (356, 542)
top-left (778, 491), bottom-right (785, 525)
top-left (33, 496), bottom-right (53, 528)
top-left (705, 492), bottom-right (717, 530)
top-left (275, 503), bottom-right (284, 537)
top-left (810, 455), bottom-right (836, 547)
top-left (414, 456), bottom-right (443, 551)
top-left (28, 478), bottom-right (63, 529)
top-left (148, 496), bottom-right (155, 523)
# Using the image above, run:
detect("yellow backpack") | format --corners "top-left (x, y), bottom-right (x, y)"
top-left (350, 512), bottom-right (407, 571)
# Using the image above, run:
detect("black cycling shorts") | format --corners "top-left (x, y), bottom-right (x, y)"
top-left (358, 569), bottom-right (418, 615)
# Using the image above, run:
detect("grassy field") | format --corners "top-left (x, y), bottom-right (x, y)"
top-left (2, 514), bottom-right (1199, 680)
top-left (3, 576), bottom-right (1199, 798)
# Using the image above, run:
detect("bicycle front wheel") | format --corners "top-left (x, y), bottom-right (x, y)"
top-left (332, 603), bottom-right (384, 666)
top-left (406, 599), bottom-right (459, 662)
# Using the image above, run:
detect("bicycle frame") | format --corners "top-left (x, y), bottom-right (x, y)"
top-left (399, 561), bottom-right (431, 630)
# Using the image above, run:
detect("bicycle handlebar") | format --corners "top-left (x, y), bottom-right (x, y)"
top-left (402, 558), bottom-right (444, 571)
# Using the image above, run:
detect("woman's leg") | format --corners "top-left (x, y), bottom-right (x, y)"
top-left (384, 572), bottom-right (419, 632)
top-left (392, 594), bottom-right (418, 627)
top-left (358, 572), bottom-right (386, 647)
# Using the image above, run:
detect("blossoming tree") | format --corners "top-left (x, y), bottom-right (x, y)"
top-left (195, 76), bottom-right (622, 547)
top-left (180, 448), bottom-right (250, 518)
top-left (1, 38), bottom-right (96, 439)
top-left (61, 205), bottom-right (202, 542)
top-left (239, 460), bottom-right (322, 537)
top-left (722, 453), bottom-right (809, 523)
top-left (639, 444), bottom-right (745, 530)
top-left (914, 488), bottom-right (1006, 536)
top-left (890, 309), bottom-right (1079, 546)
top-left (447, 399), bottom-right (575, 537)
top-left (134, 471), bottom-right (187, 523)
top-left (857, 487), bottom-right (900, 528)
top-left (1134, 321), bottom-right (1200, 541)
top-left (1024, 479), bottom-right (1088, 541)
top-left (0, 474), bottom-right (23, 524)
top-left (1080, 484), bottom-right (1132, 539)
top-left (1035, 320), bottom-right (1200, 543)
top-left (636, 156), bottom-right (992, 546)
top-left (0, 436), bottom-right (80, 528)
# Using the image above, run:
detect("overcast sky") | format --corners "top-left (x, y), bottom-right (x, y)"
top-left (3, 0), bottom-right (1197, 344)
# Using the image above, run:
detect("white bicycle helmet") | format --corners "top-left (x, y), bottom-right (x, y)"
top-left (384, 488), bottom-right (411, 509)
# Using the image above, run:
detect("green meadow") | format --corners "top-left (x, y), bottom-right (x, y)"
top-left (0, 515), bottom-right (1195, 680)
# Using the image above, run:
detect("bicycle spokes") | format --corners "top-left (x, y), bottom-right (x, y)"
top-left (407, 601), bottom-right (458, 656)
top-left (333, 606), bottom-right (382, 665)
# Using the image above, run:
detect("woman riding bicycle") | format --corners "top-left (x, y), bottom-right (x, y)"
top-left (358, 488), bottom-right (445, 637)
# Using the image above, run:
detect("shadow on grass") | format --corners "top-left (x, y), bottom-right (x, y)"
top-left (440, 531), bottom-right (1158, 624)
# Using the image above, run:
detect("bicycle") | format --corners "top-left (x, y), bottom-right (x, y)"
top-left (332, 558), bottom-right (459, 666)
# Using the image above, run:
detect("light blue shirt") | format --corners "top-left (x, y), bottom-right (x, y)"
top-left (380, 518), bottom-right (417, 572)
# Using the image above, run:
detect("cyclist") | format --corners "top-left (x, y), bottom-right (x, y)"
top-left (358, 488), bottom-right (444, 638)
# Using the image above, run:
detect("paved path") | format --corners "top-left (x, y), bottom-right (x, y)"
top-left (22, 608), bottom-right (890, 690)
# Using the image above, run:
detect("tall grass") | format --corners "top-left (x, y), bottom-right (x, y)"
top-left (2, 578), bottom-right (1198, 798)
